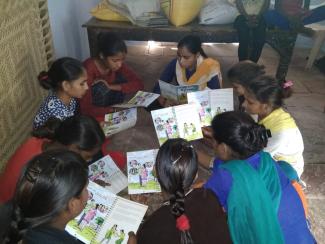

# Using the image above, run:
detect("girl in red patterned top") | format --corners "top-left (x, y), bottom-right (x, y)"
top-left (79, 33), bottom-right (144, 120)
top-left (0, 115), bottom-right (125, 203)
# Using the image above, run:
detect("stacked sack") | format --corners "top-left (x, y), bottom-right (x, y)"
top-left (199, 0), bottom-right (239, 25)
top-left (91, 0), bottom-right (240, 26)
top-left (93, 0), bottom-right (168, 27)
top-left (90, 0), bottom-right (129, 22)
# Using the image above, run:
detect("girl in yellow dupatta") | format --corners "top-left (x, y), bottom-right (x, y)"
top-left (152, 35), bottom-right (222, 108)
top-left (175, 49), bottom-right (222, 90)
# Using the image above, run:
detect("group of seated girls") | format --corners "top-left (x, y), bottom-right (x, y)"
top-left (0, 33), bottom-right (221, 198)
top-left (31, 33), bottom-right (220, 126)
top-left (0, 113), bottom-right (315, 244)
top-left (0, 32), bottom-right (316, 243)
top-left (33, 33), bottom-right (144, 128)
top-left (226, 61), bottom-right (305, 178)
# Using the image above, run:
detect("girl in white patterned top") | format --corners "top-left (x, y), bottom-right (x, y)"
top-left (33, 57), bottom-right (88, 129)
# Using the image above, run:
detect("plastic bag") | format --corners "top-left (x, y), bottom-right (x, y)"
top-left (108, 0), bottom-right (160, 20)
top-left (199, 0), bottom-right (239, 25)
top-left (90, 1), bottom-right (129, 22)
top-left (227, 0), bottom-right (236, 6)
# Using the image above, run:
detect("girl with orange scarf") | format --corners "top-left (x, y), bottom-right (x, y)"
top-left (152, 35), bottom-right (222, 108)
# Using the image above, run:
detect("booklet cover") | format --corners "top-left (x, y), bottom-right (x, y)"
top-left (103, 108), bottom-right (137, 136)
top-left (159, 80), bottom-right (199, 104)
top-left (187, 88), bottom-right (234, 127)
top-left (88, 155), bottom-right (128, 194)
top-left (113, 91), bottom-right (159, 108)
top-left (151, 104), bottom-right (203, 145)
top-left (66, 181), bottom-right (147, 244)
top-left (127, 149), bottom-right (161, 194)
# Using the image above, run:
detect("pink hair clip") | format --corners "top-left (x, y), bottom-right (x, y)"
top-left (283, 80), bottom-right (293, 88)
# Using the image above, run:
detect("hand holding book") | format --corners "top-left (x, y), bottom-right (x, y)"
top-left (126, 232), bottom-right (137, 244)
top-left (201, 126), bottom-right (214, 148)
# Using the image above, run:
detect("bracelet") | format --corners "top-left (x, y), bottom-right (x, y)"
top-left (209, 157), bottom-right (215, 169)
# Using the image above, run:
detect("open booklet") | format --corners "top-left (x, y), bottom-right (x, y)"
top-left (187, 88), bottom-right (234, 127)
top-left (103, 108), bottom-right (137, 137)
top-left (151, 104), bottom-right (203, 145)
top-left (88, 155), bottom-right (128, 194)
top-left (127, 149), bottom-right (161, 194)
top-left (66, 181), bottom-right (148, 244)
top-left (159, 80), bottom-right (199, 104)
top-left (113, 91), bottom-right (159, 108)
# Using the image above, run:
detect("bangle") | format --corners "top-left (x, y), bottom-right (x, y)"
top-left (209, 157), bottom-right (215, 169)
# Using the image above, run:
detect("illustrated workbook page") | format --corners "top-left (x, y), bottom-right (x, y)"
top-left (151, 107), bottom-right (179, 145)
top-left (88, 155), bottom-right (128, 194)
top-left (103, 108), bottom-right (137, 136)
top-left (187, 90), bottom-right (212, 127)
top-left (173, 104), bottom-right (203, 141)
top-left (187, 88), bottom-right (234, 126)
top-left (159, 80), bottom-right (178, 102)
top-left (127, 149), bottom-right (161, 194)
top-left (94, 197), bottom-right (148, 244)
top-left (66, 181), bottom-right (148, 244)
top-left (176, 85), bottom-right (199, 104)
top-left (159, 80), bottom-right (199, 104)
top-left (66, 181), bottom-right (117, 244)
top-left (209, 88), bottom-right (234, 117)
top-left (113, 91), bottom-right (159, 108)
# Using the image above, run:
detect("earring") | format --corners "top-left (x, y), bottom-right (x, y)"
top-left (263, 104), bottom-right (270, 113)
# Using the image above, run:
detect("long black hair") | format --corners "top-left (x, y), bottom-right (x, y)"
top-left (1, 150), bottom-right (88, 243)
top-left (32, 115), bottom-right (105, 152)
top-left (38, 57), bottom-right (84, 91)
top-left (245, 75), bottom-right (292, 109)
top-left (178, 35), bottom-right (207, 58)
top-left (212, 111), bottom-right (269, 159)
top-left (156, 138), bottom-right (197, 244)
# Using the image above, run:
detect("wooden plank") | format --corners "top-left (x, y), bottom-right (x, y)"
top-left (83, 18), bottom-right (238, 43)
top-left (83, 18), bottom-right (238, 57)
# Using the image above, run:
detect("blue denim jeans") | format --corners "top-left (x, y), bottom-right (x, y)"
top-left (264, 6), bottom-right (325, 30)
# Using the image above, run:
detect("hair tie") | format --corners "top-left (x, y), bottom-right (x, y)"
top-left (176, 214), bottom-right (190, 231)
top-left (40, 75), bottom-right (48, 81)
top-left (180, 144), bottom-right (194, 152)
top-left (260, 128), bottom-right (272, 143)
top-left (283, 80), bottom-right (293, 88)
top-left (25, 167), bottom-right (41, 183)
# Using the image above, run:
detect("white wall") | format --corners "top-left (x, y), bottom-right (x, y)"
top-left (47, 0), bottom-right (100, 60)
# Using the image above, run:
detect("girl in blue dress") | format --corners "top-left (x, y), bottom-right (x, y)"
top-left (204, 111), bottom-right (315, 244)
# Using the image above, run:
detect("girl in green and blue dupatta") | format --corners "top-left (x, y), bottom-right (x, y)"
top-left (204, 111), bottom-right (315, 244)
